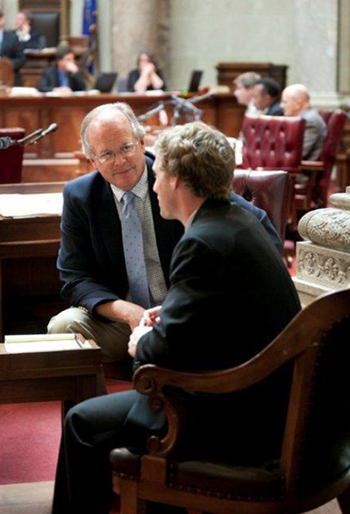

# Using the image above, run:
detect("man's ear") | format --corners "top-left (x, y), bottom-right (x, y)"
top-left (170, 175), bottom-right (180, 189)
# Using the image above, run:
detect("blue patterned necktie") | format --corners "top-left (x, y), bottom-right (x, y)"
top-left (121, 191), bottom-right (150, 308)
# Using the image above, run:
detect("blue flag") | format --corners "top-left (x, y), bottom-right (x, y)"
top-left (82, 0), bottom-right (97, 76)
top-left (82, 0), bottom-right (97, 36)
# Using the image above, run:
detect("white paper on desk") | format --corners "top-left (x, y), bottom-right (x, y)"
top-left (0, 192), bottom-right (63, 218)
top-left (4, 333), bottom-right (92, 353)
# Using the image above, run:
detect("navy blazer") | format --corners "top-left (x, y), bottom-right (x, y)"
top-left (58, 155), bottom-right (183, 316)
top-left (0, 30), bottom-right (26, 72)
top-left (125, 198), bottom-right (301, 461)
top-left (38, 65), bottom-right (87, 92)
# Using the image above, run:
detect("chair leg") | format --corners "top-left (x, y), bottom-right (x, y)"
top-left (338, 484), bottom-right (350, 514)
top-left (119, 479), bottom-right (146, 514)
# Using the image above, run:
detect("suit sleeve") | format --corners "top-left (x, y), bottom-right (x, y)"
top-left (38, 68), bottom-right (56, 92)
top-left (133, 237), bottom-right (222, 370)
top-left (57, 184), bottom-right (121, 315)
top-left (68, 71), bottom-right (87, 91)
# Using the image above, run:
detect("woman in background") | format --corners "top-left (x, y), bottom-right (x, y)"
top-left (127, 52), bottom-right (167, 92)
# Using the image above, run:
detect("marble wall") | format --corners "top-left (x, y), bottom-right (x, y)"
top-left (169, 0), bottom-right (338, 99)
top-left (2, 0), bottom-right (347, 105)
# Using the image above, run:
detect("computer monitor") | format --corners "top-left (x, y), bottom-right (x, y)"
top-left (188, 70), bottom-right (203, 92)
top-left (94, 72), bottom-right (118, 93)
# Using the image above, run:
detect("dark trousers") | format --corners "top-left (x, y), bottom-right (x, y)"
top-left (52, 389), bottom-right (139, 514)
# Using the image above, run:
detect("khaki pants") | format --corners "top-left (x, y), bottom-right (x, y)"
top-left (47, 306), bottom-right (131, 362)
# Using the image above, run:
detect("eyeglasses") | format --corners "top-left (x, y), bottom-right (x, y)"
top-left (93, 140), bottom-right (139, 165)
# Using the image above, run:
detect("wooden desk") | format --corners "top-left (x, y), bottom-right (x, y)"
top-left (0, 336), bottom-right (102, 422)
top-left (0, 182), bottom-right (65, 339)
top-left (0, 93), bottom-right (245, 161)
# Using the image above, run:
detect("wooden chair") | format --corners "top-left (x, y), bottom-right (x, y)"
top-left (111, 288), bottom-right (350, 514)
top-left (232, 169), bottom-right (291, 244)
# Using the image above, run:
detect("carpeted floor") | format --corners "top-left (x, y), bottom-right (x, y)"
top-left (0, 380), bottom-right (132, 485)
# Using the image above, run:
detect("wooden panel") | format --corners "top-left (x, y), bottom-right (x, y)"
top-left (216, 62), bottom-right (288, 92)
top-left (0, 93), bottom-right (244, 162)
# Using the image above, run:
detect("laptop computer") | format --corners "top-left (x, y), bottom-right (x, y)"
top-left (188, 70), bottom-right (203, 92)
top-left (94, 72), bottom-right (118, 93)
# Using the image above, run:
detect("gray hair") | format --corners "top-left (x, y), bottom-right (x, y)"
top-left (80, 102), bottom-right (146, 158)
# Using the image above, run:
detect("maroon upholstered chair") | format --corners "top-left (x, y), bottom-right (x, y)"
top-left (232, 169), bottom-right (291, 244)
top-left (295, 109), bottom-right (347, 211)
top-left (111, 287), bottom-right (350, 514)
top-left (240, 114), bottom-right (305, 172)
top-left (0, 128), bottom-right (25, 183)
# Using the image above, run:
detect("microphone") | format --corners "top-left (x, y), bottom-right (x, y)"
top-left (137, 103), bottom-right (167, 122)
top-left (187, 91), bottom-right (214, 104)
top-left (41, 123), bottom-right (59, 137)
top-left (0, 137), bottom-right (16, 150)
top-left (171, 95), bottom-right (203, 122)
top-left (0, 129), bottom-right (44, 150)
top-left (23, 123), bottom-right (59, 146)
top-left (17, 128), bottom-right (44, 146)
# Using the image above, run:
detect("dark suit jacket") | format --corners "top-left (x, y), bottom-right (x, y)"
top-left (38, 65), bottom-right (87, 92)
top-left (0, 30), bottom-right (26, 86)
top-left (266, 100), bottom-right (284, 116)
top-left (57, 155), bottom-right (184, 317)
top-left (0, 30), bottom-right (26, 71)
top-left (126, 198), bottom-right (301, 462)
top-left (12, 28), bottom-right (45, 51)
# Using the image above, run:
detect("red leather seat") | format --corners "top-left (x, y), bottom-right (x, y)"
top-left (232, 169), bottom-right (291, 244)
top-left (0, 128), bottom-right (25, 183)
top-left (240, 114), bottom-right (305, 172)
top-left (295, 109), bottom-right (347, 211)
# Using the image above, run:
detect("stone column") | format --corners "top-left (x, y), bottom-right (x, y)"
top-left (293, 187), bottom-right (350, 307)
top-left (111, 0), bottom-right (170, 82)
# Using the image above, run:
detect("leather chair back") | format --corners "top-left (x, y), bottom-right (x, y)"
top-left (318, 109), bottom-right (347, 195)
top-left (232, 169), bottom-right (291, 242)
top-left (0, 128), bottom-right (25, 183)
top-left (241, 114), bottom-right (305, 172)
top-left (31, 12), bottom-right (60, 48)
top-left (296, 109), bottom-right (348, 211)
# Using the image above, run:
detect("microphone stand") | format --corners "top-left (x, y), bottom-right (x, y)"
top-left (17, 128), bottom-right (44, 147)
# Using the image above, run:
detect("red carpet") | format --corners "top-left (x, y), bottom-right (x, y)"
top-left (0, 380), bottom-right (132, 485)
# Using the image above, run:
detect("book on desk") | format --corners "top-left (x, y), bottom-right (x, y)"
top-left (4, 333), bottom-right (92, 353)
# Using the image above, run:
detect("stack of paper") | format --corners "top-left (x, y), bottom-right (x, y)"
top-left (0, 192), bottom-right (63, 218)
top-left (4, 333), bottom-right (91, 353)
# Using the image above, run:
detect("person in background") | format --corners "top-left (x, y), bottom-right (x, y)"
top-left (50, 120), bottom-right (301, 514)
top-left (127, 51), bottom-right (167, 92)
top-left (38, 45), bottom-right (87, 94)
top-left (281, 83), bottom-right (328, 201)
top-left (281, 83), bottom-right (327, 161)
top-left (233, 71), bottom-right (261, 114)
top-left (253, 77), bottom-right (284, 116)
top-left (47, 102), bottom-right (284, 374)
top-left (14, 10), bottom-right (46, 51)
top-left (0, 9), bottom-right (26, 86)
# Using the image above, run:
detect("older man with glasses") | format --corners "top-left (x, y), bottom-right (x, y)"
top-left (48, 102), bottom-right (282, 375)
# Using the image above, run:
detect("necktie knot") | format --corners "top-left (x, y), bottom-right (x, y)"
top-left (122, 191), bottom-right (136, 218)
